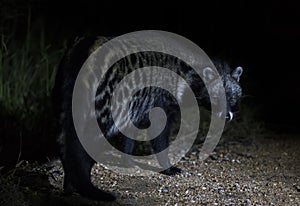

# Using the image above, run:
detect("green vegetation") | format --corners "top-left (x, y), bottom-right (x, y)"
top-left (0, 4), bottom-right (67, 167)
top-left (0, 12), bottom-right (65, 127)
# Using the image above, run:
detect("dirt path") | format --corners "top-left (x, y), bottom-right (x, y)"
top-left (1, 134), bottom-right (299, 206)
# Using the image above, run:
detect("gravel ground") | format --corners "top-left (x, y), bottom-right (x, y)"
top-left (1, 134), bottom-right (299, 206)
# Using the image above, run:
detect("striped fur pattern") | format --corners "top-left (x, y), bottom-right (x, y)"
top-left (53, 36), bottom-right (243, 201)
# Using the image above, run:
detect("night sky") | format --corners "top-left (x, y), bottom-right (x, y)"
top-left (9, 0), bottom-right (300, 132)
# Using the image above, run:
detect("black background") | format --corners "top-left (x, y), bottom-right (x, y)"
top-left (5, 0), bottom-right (300, 132)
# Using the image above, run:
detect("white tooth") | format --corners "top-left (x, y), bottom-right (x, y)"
top-left (229, 112), bottom-right (233, 121)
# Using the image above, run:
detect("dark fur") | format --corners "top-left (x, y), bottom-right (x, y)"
top-left (53, 36), bottom-right (243, 201)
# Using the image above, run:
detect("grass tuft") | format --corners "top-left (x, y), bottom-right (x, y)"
top-left (0, 13), bottom-right (65, 128)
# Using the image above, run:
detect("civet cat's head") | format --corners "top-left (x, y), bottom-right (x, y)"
top-left (201, 60), bottom-right (243, 121)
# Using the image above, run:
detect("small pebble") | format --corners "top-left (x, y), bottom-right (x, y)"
top-left (219, 188), bottom-right (225, 193)
top-left (244, 199), bottom-right (251, 204)
top-left (210, 153), bottom-right (218, 160)
top-left (185, 172), bottom-right (191, 177)
top-left (233, 183), bottom-right (240, 189)
top-left (162, 189), bottom-right (168, 193)
top-left (224, 153), bottom-right (231, 161)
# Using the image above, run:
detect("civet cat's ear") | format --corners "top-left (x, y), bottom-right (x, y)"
top-left (202, 67), bottom-right (217, 83)
top-left (231, 66), bottom-right (243, 82)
